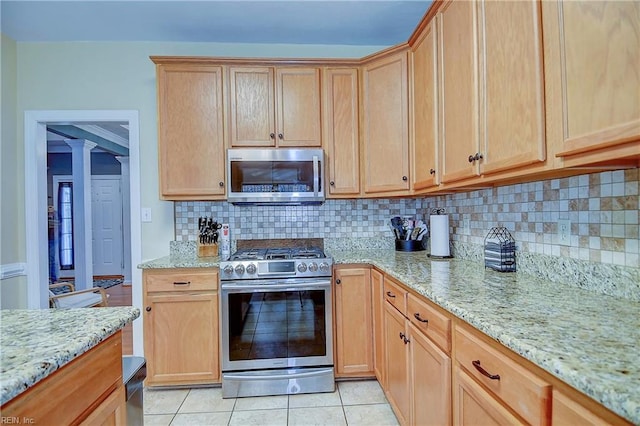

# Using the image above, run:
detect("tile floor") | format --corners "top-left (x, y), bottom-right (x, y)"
top-left (144, 380), bottom-right (399, 425)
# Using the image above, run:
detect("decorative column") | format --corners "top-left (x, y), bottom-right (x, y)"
top-left (65, 139), bottom-right (97, 291)
top-left (116, 156), bottom-right (132, 285)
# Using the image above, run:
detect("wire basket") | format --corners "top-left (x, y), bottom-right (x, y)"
top-left (484, 227), bottom-right (516, 272)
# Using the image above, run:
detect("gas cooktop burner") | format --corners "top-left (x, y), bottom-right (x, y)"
top-left (230, 247), bottom-right (325, 261)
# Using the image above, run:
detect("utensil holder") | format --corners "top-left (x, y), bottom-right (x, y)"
top-left (395, 239), bottom-right (425, 252)
top-left (198, 243), bottom-right (218, 258)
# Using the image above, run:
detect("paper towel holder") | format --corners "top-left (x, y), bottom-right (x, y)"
top-left (428, 208), bottom-right (453, 258)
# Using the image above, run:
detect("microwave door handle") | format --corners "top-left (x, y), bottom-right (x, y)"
top-left (313, 155), bottom-right (319, 196)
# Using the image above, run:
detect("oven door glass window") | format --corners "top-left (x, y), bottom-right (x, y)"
top-left (227, 290), bottom-right (326, 361)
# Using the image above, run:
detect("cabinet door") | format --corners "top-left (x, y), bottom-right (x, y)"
top-left (384, 302), bottom-right (410, 425)
top-left (410, 322), bottom-right (451, 426)
top-left (454, 367), bottom-right (525, 426)
top-left (229, 67), bottom-right (276, 147)
top-left (334, 267), bottom-right (374, 376)
top-left (324, 68), bottom-right (361, 196)
top-left (144, 292), bottom-right (219, 385)
top-left (157, 64), bottom-right (226, 199)
top-left (371, 268), bottom-right (386, 388)
top-left (411, 20), bottom-right (439, 191)
top-left (479, 0), bottom-right (546, 176)
top-left (552, 390), bottom-right (613, 426)
top-left (276, 68), bottom-right (322, 147)
top-left (439, 0), bottom-right (480, 184)
top-left (362, 51), bottom-right (410, 194)
top-left (551, 1), bottom-right (640, 163)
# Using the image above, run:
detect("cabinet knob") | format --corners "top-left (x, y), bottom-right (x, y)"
top-left (278, 133), bottom-right (284, 140)
top-left (335, 279), bottom-right (341, 285)
top-left (468, 153), bottom-right (483, 163)
top-left (270, 133), bottom-right (275, 139)
top-left (402, 176), bottom-right (408, 181)
top-left (330, 181), bottom-right (335, 186)
top-left (219, 181), bottom-right (224, 187)
top-left (429, 168), bottom-right (436, 175)
top-left (468, 155), bottom-right (475, 163)
top-left (145, 306), bottom-right (151, 312)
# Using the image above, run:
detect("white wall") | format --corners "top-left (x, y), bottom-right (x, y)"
top-left (1, 33), bottom-right (28, 308)
top-left (5, 39), bottom-right (384, 308)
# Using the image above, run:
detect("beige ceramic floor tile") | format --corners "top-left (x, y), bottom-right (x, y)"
top-left (233, 394), bottom-right (288, 411)
top-left (228, 408), bottom-right (288, 425)
top-left (143, 414), bottom-right (174, 426)
top-left (170, 411), bottom-right (232, 426)
top-left (143, 388), bottom-right (189, 414)
top-left (288, 390), bottom-right (342, 408)
top-left (343, 403), bottom-right (399, 426)
top-left (337, 380), bottom-right (388, 405)
top-left (178, 387), bottom-right (236, 413)
top-left (288, 406), bottom-right (347, 426)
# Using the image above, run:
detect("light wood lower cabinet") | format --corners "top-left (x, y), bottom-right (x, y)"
top-left (384, 302), bottom-right (411, 425)
top-left (143, 268), bottom-right (220, 386)
top-left (333, 266), bottom-right (374, 377)
top-left (371, 268), bottom-right (386, 388)
top-left (0, 332), bottom-right (125, 425)
top-left (552, 389), bottom-right (613, 426)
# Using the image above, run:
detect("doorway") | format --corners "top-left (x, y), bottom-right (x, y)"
top-left (24, 110), bottom-right (143, 356)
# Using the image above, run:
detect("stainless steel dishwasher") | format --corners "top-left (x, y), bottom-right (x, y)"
top-left (122, 356), bottom-right (146, 425)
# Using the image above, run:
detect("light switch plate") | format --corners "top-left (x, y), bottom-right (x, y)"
top-left (558, 219), bottom-right (571, 245)
top-left (141, 207), bottom-right (152, 223)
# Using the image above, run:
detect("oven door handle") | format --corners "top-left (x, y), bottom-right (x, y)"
top-left (221, 282), bottom-right (331, 292)
top-left (223, 368), bottom-right (334, 381)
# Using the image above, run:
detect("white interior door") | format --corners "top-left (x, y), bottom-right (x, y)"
top-left (91, 177), bottom-right (123, 276)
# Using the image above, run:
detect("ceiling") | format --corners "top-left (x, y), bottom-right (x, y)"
top-left (1, 0), bottom-right (433, 46)
top-left (47, 122), bottom-right (129, 155)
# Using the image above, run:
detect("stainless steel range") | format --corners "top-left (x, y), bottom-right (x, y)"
top-left (220, 246), bottom-right (334, 398)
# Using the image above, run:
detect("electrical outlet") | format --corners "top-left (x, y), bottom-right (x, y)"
top-left (558, 219), bottom-right (571, 245)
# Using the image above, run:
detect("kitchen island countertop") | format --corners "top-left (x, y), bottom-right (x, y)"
top-left (137, 250), bottom-right (640, 423)
top-left (0, 306), bottom-right (139, 405)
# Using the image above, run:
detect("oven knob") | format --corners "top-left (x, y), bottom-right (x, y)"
top-left (223, 265), bottom-right (234, 275)
top-left (308, 262), bottom-right (318, 272)
top-left (234, 264), bottom-right (245, 275)
top-left (319, 262), bottom-right (330, 273)
top-left (246, 263), bottom-right (257, 274)
top-left (297, 262), bottom-right (308, 273)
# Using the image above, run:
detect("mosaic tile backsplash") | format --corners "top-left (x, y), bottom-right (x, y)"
top-left (175, 169), bottom-right (639, 298)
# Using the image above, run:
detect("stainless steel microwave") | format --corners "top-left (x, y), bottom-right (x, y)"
top-left (227, 148), bottom-right (325, 205)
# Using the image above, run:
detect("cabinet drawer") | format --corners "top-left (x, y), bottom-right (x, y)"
top-left (455, 326), bottom-right (551, 426)
top-left (145, 269), bottom-right (218, 292)
top-left (407, 293), bottom-right (451, 354)
top-left (383, 276), bottom-right (407, 316)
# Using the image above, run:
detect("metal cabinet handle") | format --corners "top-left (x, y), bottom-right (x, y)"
top-left (145, 306), bottom-right (151, 312)
top-left (468, 153), bottom-right (483, 163)
top-left (173, 281), bottom-right (191, 286)
top-left (335, 279), bottom-right (341, 285)
top-left (399, 332), bottom-right (410, 344)
top-left (402, 176), bottom-right (408, 181)
top-left (219, 181), bottom-right (224, 187)
top-left (386, 291), bottom-right (396, 298)
top-left (472, 360), bottom-right (500, 380)
top-left (270, 133), bottom-right (275, 139)
top-left (429, 168), bottom-right (436, 175)
top-left (330, 181), bottom-right (335, 186)
top-left (278, 133), bottom-right (284, 140)
top-left (414, 312), bottom-right (429, 324)
top-left (468, 155), bottom-right (475, 163)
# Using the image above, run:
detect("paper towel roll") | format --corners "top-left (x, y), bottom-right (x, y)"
top-left (430, 215), bottom-right (450, 257)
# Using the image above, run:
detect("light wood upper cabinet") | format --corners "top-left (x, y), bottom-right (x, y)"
top-left (228, 66), bottom-right (322, 147)
top-left (478, 0), bottom-right (546, 176)
top-left (323, 67), bottom-right (360, 196)
top-left (333, 266), bottom-right (374, 377)
top-left (362, 50), bottom-right (410, 194)
top-left (410, 19), bottom-right (439, 191)
top-left (543, 1), bottom-right (640, 167)
top-left (156, 63), bottom-right (226, 200)
top-left (438, 0), bottom-right (480, 184)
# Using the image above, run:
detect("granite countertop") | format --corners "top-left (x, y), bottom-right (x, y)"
top-left (0, 306), bottom-right (140, 405)
top-left (137, 250), bottom-right (639, 423)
